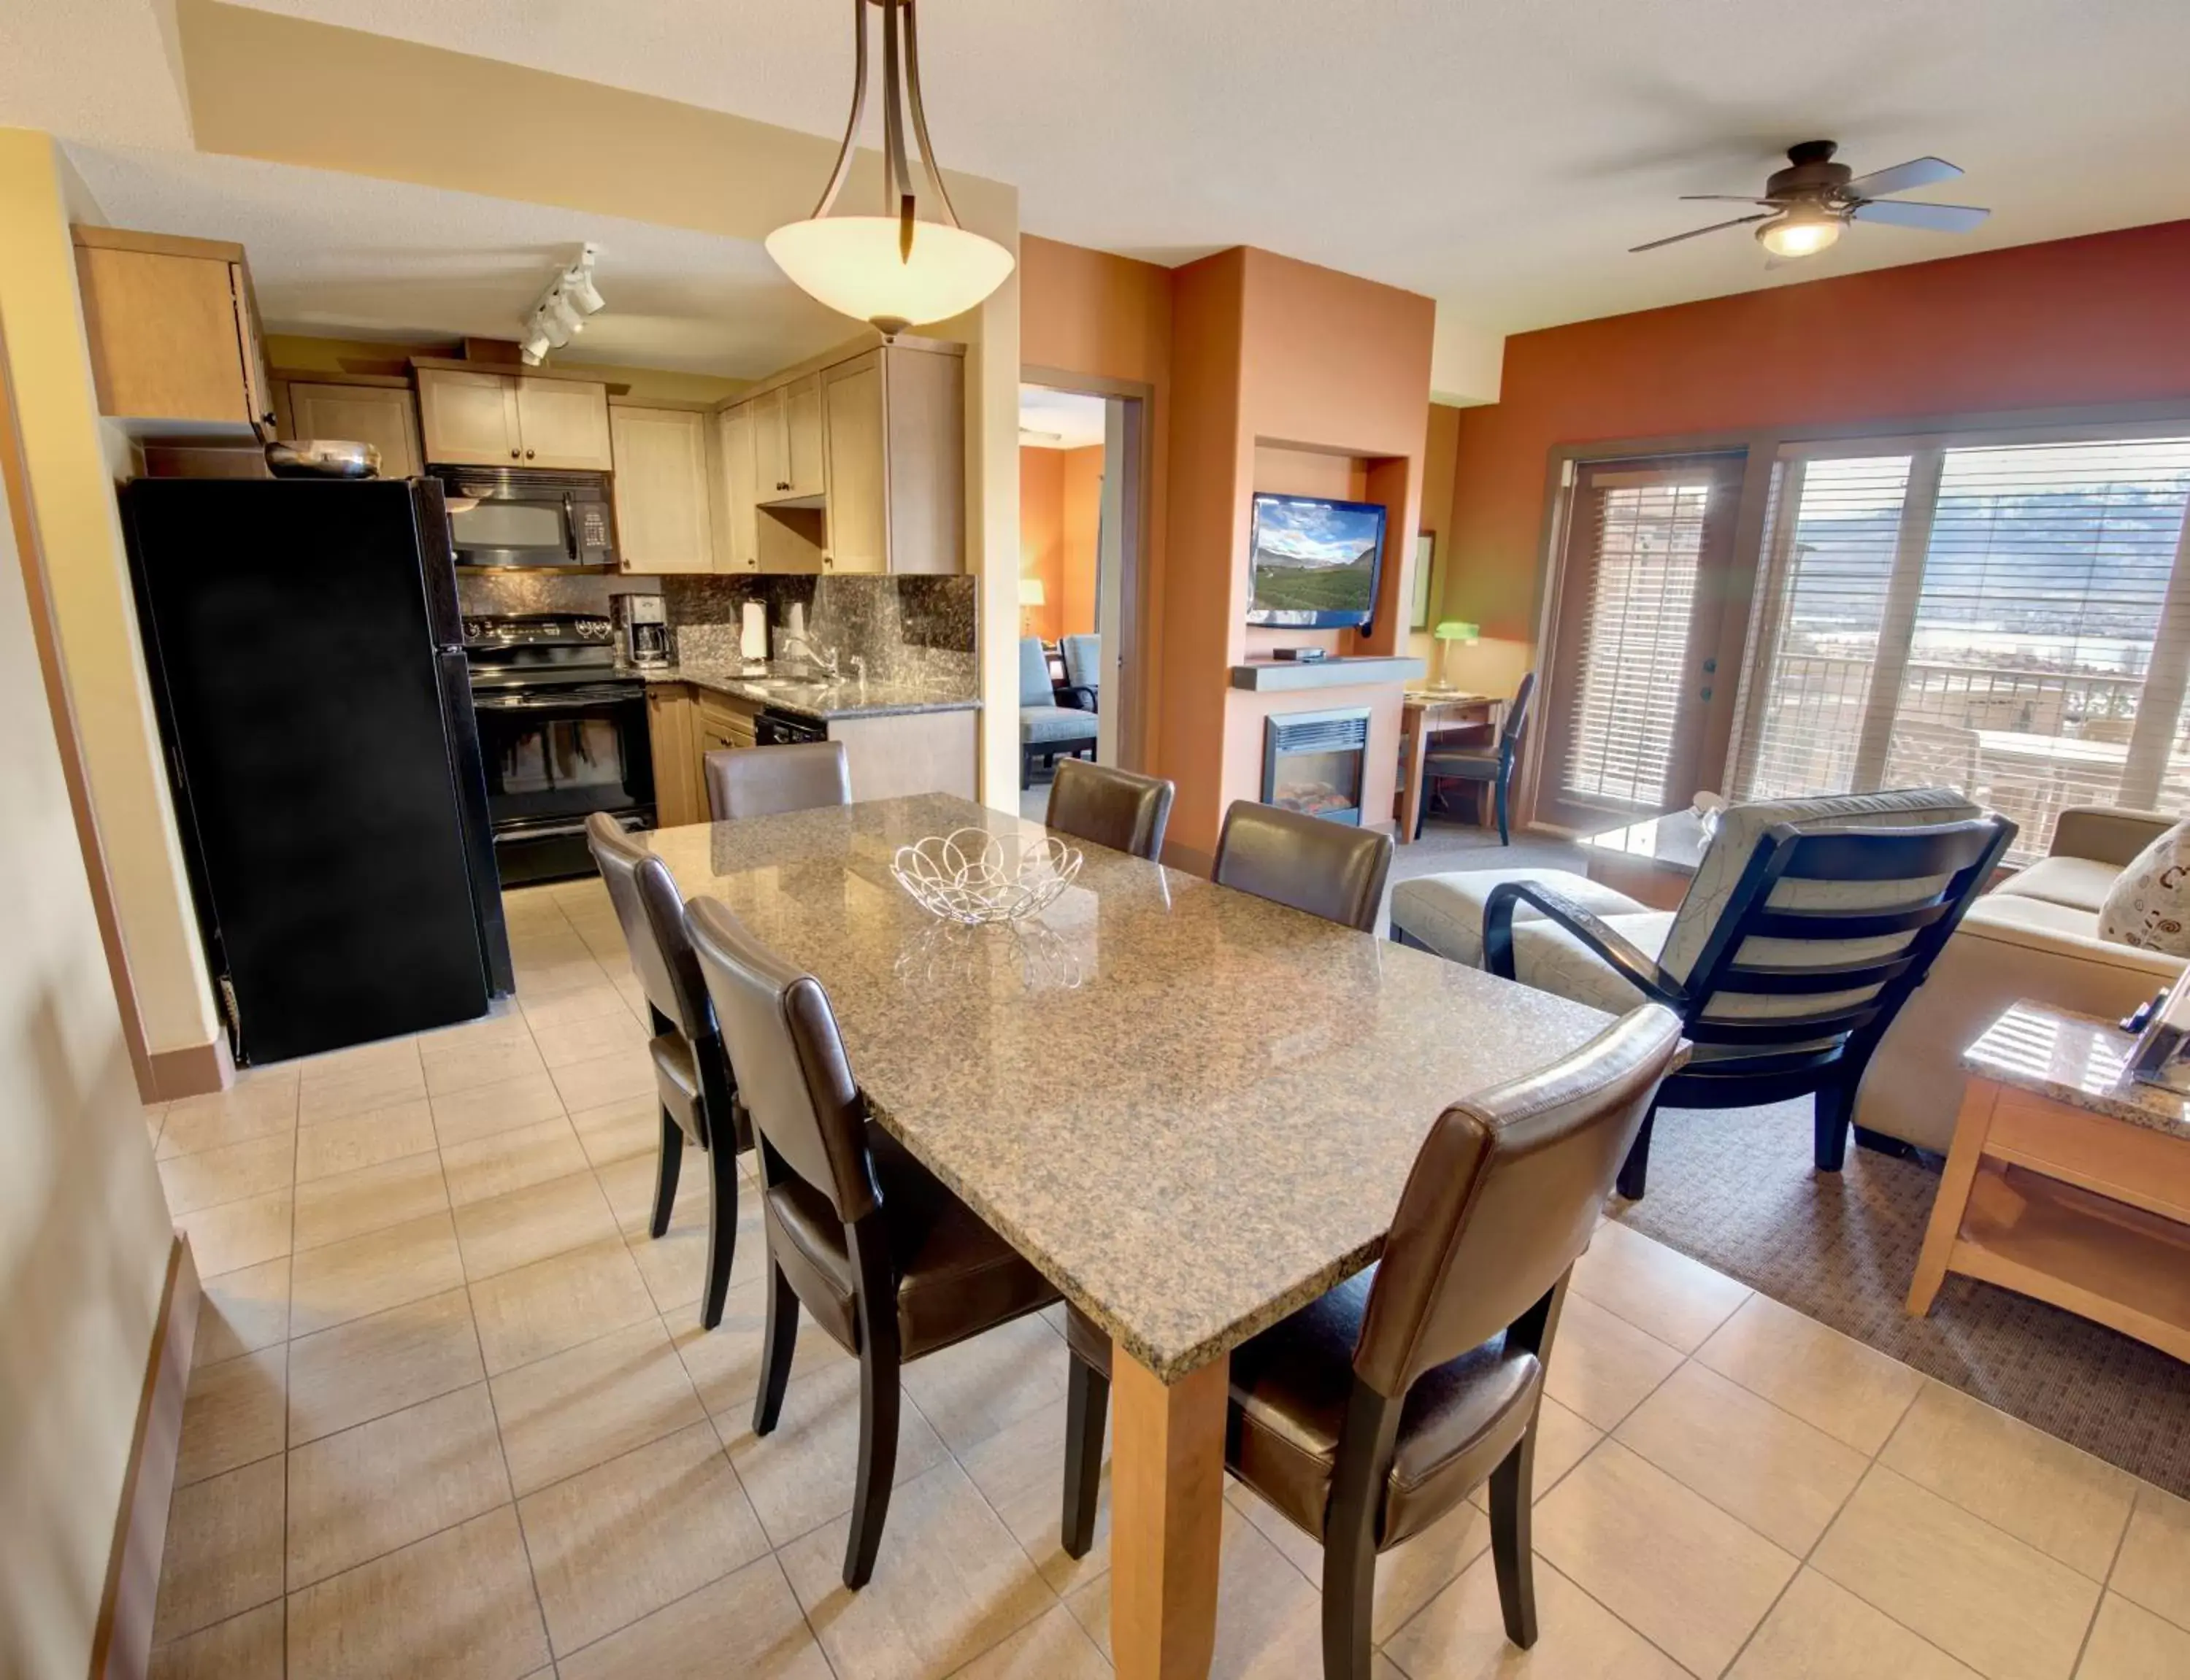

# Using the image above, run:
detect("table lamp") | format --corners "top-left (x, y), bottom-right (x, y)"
top-left (1019, 576), bottom-right (1045, 636)
top-left (1431, 619), bottom-right (1478, 692)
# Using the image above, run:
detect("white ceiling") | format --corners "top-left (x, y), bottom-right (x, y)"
top-left (220, 0), bottom-right (2190, 336)
top-left (1018, 385), bottom-right (1107, 451)
top-left (62, 145), bottom-right (857, 377)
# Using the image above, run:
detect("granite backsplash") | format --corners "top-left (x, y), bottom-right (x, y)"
top-left (454, 571), bottom-right (976, 693)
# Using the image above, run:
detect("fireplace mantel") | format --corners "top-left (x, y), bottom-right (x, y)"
top-left (1229, 655), bottom-right (1426, 692)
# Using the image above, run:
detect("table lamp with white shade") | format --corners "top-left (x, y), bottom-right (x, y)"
top-left (1431, 619), bottom-right (1479, 691)
top-left (1019, 577), bottom-right (1046, 636)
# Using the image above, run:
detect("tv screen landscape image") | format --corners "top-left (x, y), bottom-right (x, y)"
top-left (1245, 493), bottom-right (1387, 629)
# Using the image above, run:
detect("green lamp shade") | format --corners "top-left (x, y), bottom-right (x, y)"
top-left (1432, 620), bottom-right (1480, 643)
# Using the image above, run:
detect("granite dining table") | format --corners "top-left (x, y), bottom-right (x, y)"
top-left (641, 793), bottom-right (1614, 1679)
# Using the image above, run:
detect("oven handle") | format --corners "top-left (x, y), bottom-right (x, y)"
top-left (472, 687), bottom-right (642, 711)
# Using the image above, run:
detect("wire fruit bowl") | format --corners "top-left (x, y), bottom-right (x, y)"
top-left (891, 828), bottom-right (1082, 925)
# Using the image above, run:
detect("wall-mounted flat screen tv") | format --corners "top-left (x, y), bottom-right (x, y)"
top-left (1245, 493), bottom-right (1387, 630)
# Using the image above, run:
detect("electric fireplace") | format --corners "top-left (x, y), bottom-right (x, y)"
top-left (1262, 707), bottom-right (1372, 825)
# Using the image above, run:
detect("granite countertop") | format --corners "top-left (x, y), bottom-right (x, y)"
top-left (1964, 999), bottom-right (2190, 1140)
top-left (642, 793), bottom-right (1617, 1383)
top-left (633, 660), bottom-right (980, 722)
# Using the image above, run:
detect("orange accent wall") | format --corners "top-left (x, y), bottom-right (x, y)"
top-left (1058, 445), bottom-right (1102, 637)
top-left (1017, 446), bottom-right (1064, 640)
top-left (1445, 217), bottom-right (2190, 658)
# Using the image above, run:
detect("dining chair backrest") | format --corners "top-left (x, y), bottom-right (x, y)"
top-left (1046, 760), bottom-right (1174, 860)
top-left (586, 813), bottom-right (712, 1041)
top-left (705, 739), bottom-right (852, 822)
top-left (1213, 800), bottom-right (1394, 933)
top-left (1018, 638), bottom-right (1054, 708)
top-left (684, 894), bottom-right (880, 1222)
top-left (1352, 1003), bottom-right (1683, 1398)
top-left (1501, 671), bottom-right (1537, 752)
top-left (1061, 633), bottom-right (1101, 693)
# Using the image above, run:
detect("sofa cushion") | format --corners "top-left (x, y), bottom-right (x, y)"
top-left (1997, 855), bottom-right (2120, 915)
top-left (1388, 868), bottom-right (1648, 968)
top-left (2098, 820), bottom-right (2190, 956)
top-left (1018, 637), bottom-right (1054, 708)
top-left (1021, 705), bottom-right (1099, 745)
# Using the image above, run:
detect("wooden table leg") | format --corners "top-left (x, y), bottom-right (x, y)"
top-left (1908, 1078), bottom-right (2000, 1316)
top-left (1398, 709), bottom-right (1429, 846)
top-left (1110, 1346), bottom-right (1227, 1680)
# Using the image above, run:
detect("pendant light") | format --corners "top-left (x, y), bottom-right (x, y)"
top-left (766, 0), bottom-right (1013, 336)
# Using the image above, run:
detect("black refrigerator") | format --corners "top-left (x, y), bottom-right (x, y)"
top-left (123, 477), bottom-right (515, 1066)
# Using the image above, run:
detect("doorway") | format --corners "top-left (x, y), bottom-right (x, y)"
top-left (1015, 375), bottom-right (1148, 820)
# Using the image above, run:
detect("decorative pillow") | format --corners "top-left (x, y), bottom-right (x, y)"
top-left (2099, 821), bottom-right (2190, 955)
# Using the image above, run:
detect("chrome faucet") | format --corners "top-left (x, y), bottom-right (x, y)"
top-left (778, 630), bottom-right (839, 681)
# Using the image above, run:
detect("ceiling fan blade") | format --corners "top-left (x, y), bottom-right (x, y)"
top-left (1849, 199), bottom-right (1991, 232)
top-left (1842, 155), bottom-right (1963, 199)
top-left (1629, 214), bottom-right (1769, 253)
top-left (1678, 195), bottom-right (1778, 204)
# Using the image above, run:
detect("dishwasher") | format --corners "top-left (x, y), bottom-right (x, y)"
top-left (755, 709), bottom-right (828, 746)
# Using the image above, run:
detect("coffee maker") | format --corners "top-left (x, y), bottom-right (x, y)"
top-left (612, 592), bottom-right (672, 668)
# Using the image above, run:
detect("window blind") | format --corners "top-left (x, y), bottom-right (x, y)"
top-left (1559, 479), bottom-right (1713, 809)
top-left (1738, 456), bottom-right (1913, 802)
top-left (1732, 434), bottom-right (2190, 860)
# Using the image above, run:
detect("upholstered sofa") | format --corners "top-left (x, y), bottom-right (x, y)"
top-left (1856, 806), bottom-right (2185, 1152)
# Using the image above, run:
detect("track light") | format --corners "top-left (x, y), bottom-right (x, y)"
top-left (516, 244), bottom-right (605, 364)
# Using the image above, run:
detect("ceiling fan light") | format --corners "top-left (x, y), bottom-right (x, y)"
top-left (1758, 212), bottom-right (1843, 258)
top-left (766, 216), bottom-right (1014, 335)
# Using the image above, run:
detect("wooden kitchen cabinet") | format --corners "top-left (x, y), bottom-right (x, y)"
top-left (610, 404), bottom-right (711, 573)
top-left (647, 685), bottom-right (705, 827)
top-left (715, 404), bottom-right (761, 572)
top-left (416, 366), bottom-right (612, 470)
top-left (72, 226), bottom-right (272, 431)
top-left (822, 343), bottom-right (964, 574)
top-left (747, 374), bottom-right (825, 502)
top-left (821, 355), bottom-right (887, 574)
top-left (281, 381), bottom-right (423, 477)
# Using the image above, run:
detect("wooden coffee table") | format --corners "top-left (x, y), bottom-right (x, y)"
top-left (1908, 1000), bottom-right (2190, 1361)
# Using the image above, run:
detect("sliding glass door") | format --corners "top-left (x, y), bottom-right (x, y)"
top-left (1537, 454), bottom-right (1747, 831)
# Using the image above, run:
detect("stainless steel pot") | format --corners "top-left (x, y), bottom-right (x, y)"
top-left (264, 439), bottom-right (381, 479)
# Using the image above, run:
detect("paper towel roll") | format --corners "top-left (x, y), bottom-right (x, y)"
top-left (739, 601), bottom-right (767, 661)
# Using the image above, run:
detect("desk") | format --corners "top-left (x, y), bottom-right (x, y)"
top-left (1396, 690), bottom-right (1499, 844)
top-left (644, 795), bottom-right (1610, 1678)
top-left (1910, 1001), bottom-right (2190, 1362)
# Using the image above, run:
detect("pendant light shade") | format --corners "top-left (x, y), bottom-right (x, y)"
top-left (770, 0), bottom-right (1013, 335)
top-left (766, 216), bottom-right (1014, 335)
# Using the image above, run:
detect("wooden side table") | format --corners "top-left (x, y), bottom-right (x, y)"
top-left (1395, 690), bottom-right (1498, 844)
top-left (1575, 809), bottom-right (1712, 912)
top-left (1908, 1001), bottom-right (2190, 1361)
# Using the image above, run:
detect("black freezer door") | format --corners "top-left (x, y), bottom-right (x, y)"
top-left (125, 477), bottom-right (502, 1063)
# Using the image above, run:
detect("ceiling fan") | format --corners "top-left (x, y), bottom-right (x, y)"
top-left (1631, 139), bottom-right (1991, 260)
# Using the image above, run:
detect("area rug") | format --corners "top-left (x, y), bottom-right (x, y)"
top-left (1616, 1098), bottom-right (2190, 1500)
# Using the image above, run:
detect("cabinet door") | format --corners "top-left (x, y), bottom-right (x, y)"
top-left (287, 384), bottom-right (423, 477)
top-left (513, 377), bottom-right (614, 470)
top-left (750, 387), bottom-right (790, 497)
top-left (719, 405), bottom-right (760, 572)
top-left (74, 245), bottom-right (256, 425)
top-left (610, 406), bottom-right (711, 572)
top-left (784, 374), bottom-right (826, 497)
top-left (418, 370), bottom-right (519, 466)
top-left (646, 685), bottom-right (704, 827)
top-left (822, 355), bottom-right (888, 574)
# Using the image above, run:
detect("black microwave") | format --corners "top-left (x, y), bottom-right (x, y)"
top-left (433, 466), bottom-right (618, 571)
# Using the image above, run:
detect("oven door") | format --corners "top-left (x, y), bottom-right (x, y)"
top-left (469, 682), bottom-right (654, 882)
top-left (445, 490), bottom-right (582, 569)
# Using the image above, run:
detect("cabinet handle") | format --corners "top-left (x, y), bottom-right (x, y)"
top-left (509, 448), bottom-right (520, 459)
top-left (525, 449), bottom-right (536, 460)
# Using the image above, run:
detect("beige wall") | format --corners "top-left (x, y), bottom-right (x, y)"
top-left (1058, 444), bottom-right (1102, 638)
top-left (0, 128), bottom-right (222, 1090)
top-left (0, 309), bottom-right (177, 1680)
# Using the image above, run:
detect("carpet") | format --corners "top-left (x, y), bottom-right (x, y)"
top-left (1616, 1098), bottom-right (2190, 1498)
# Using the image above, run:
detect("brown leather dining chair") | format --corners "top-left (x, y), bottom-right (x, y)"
top-left (584, 814), bottom-right (746, 1329)
top-left (683, 895), bottom-right (1075, 1590)
top-left (704, 739), bottom-right (852, 821)
top-left (1045, 758), bottom-right (1175, 860)
top-left (1061, 1002), bottom-right (1683, 1678)
top-left (1212, 798), bottom-right (1394, 933)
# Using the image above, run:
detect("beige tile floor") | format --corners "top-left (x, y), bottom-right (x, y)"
top-left (140, 879), bottom-right (2190, 1680)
